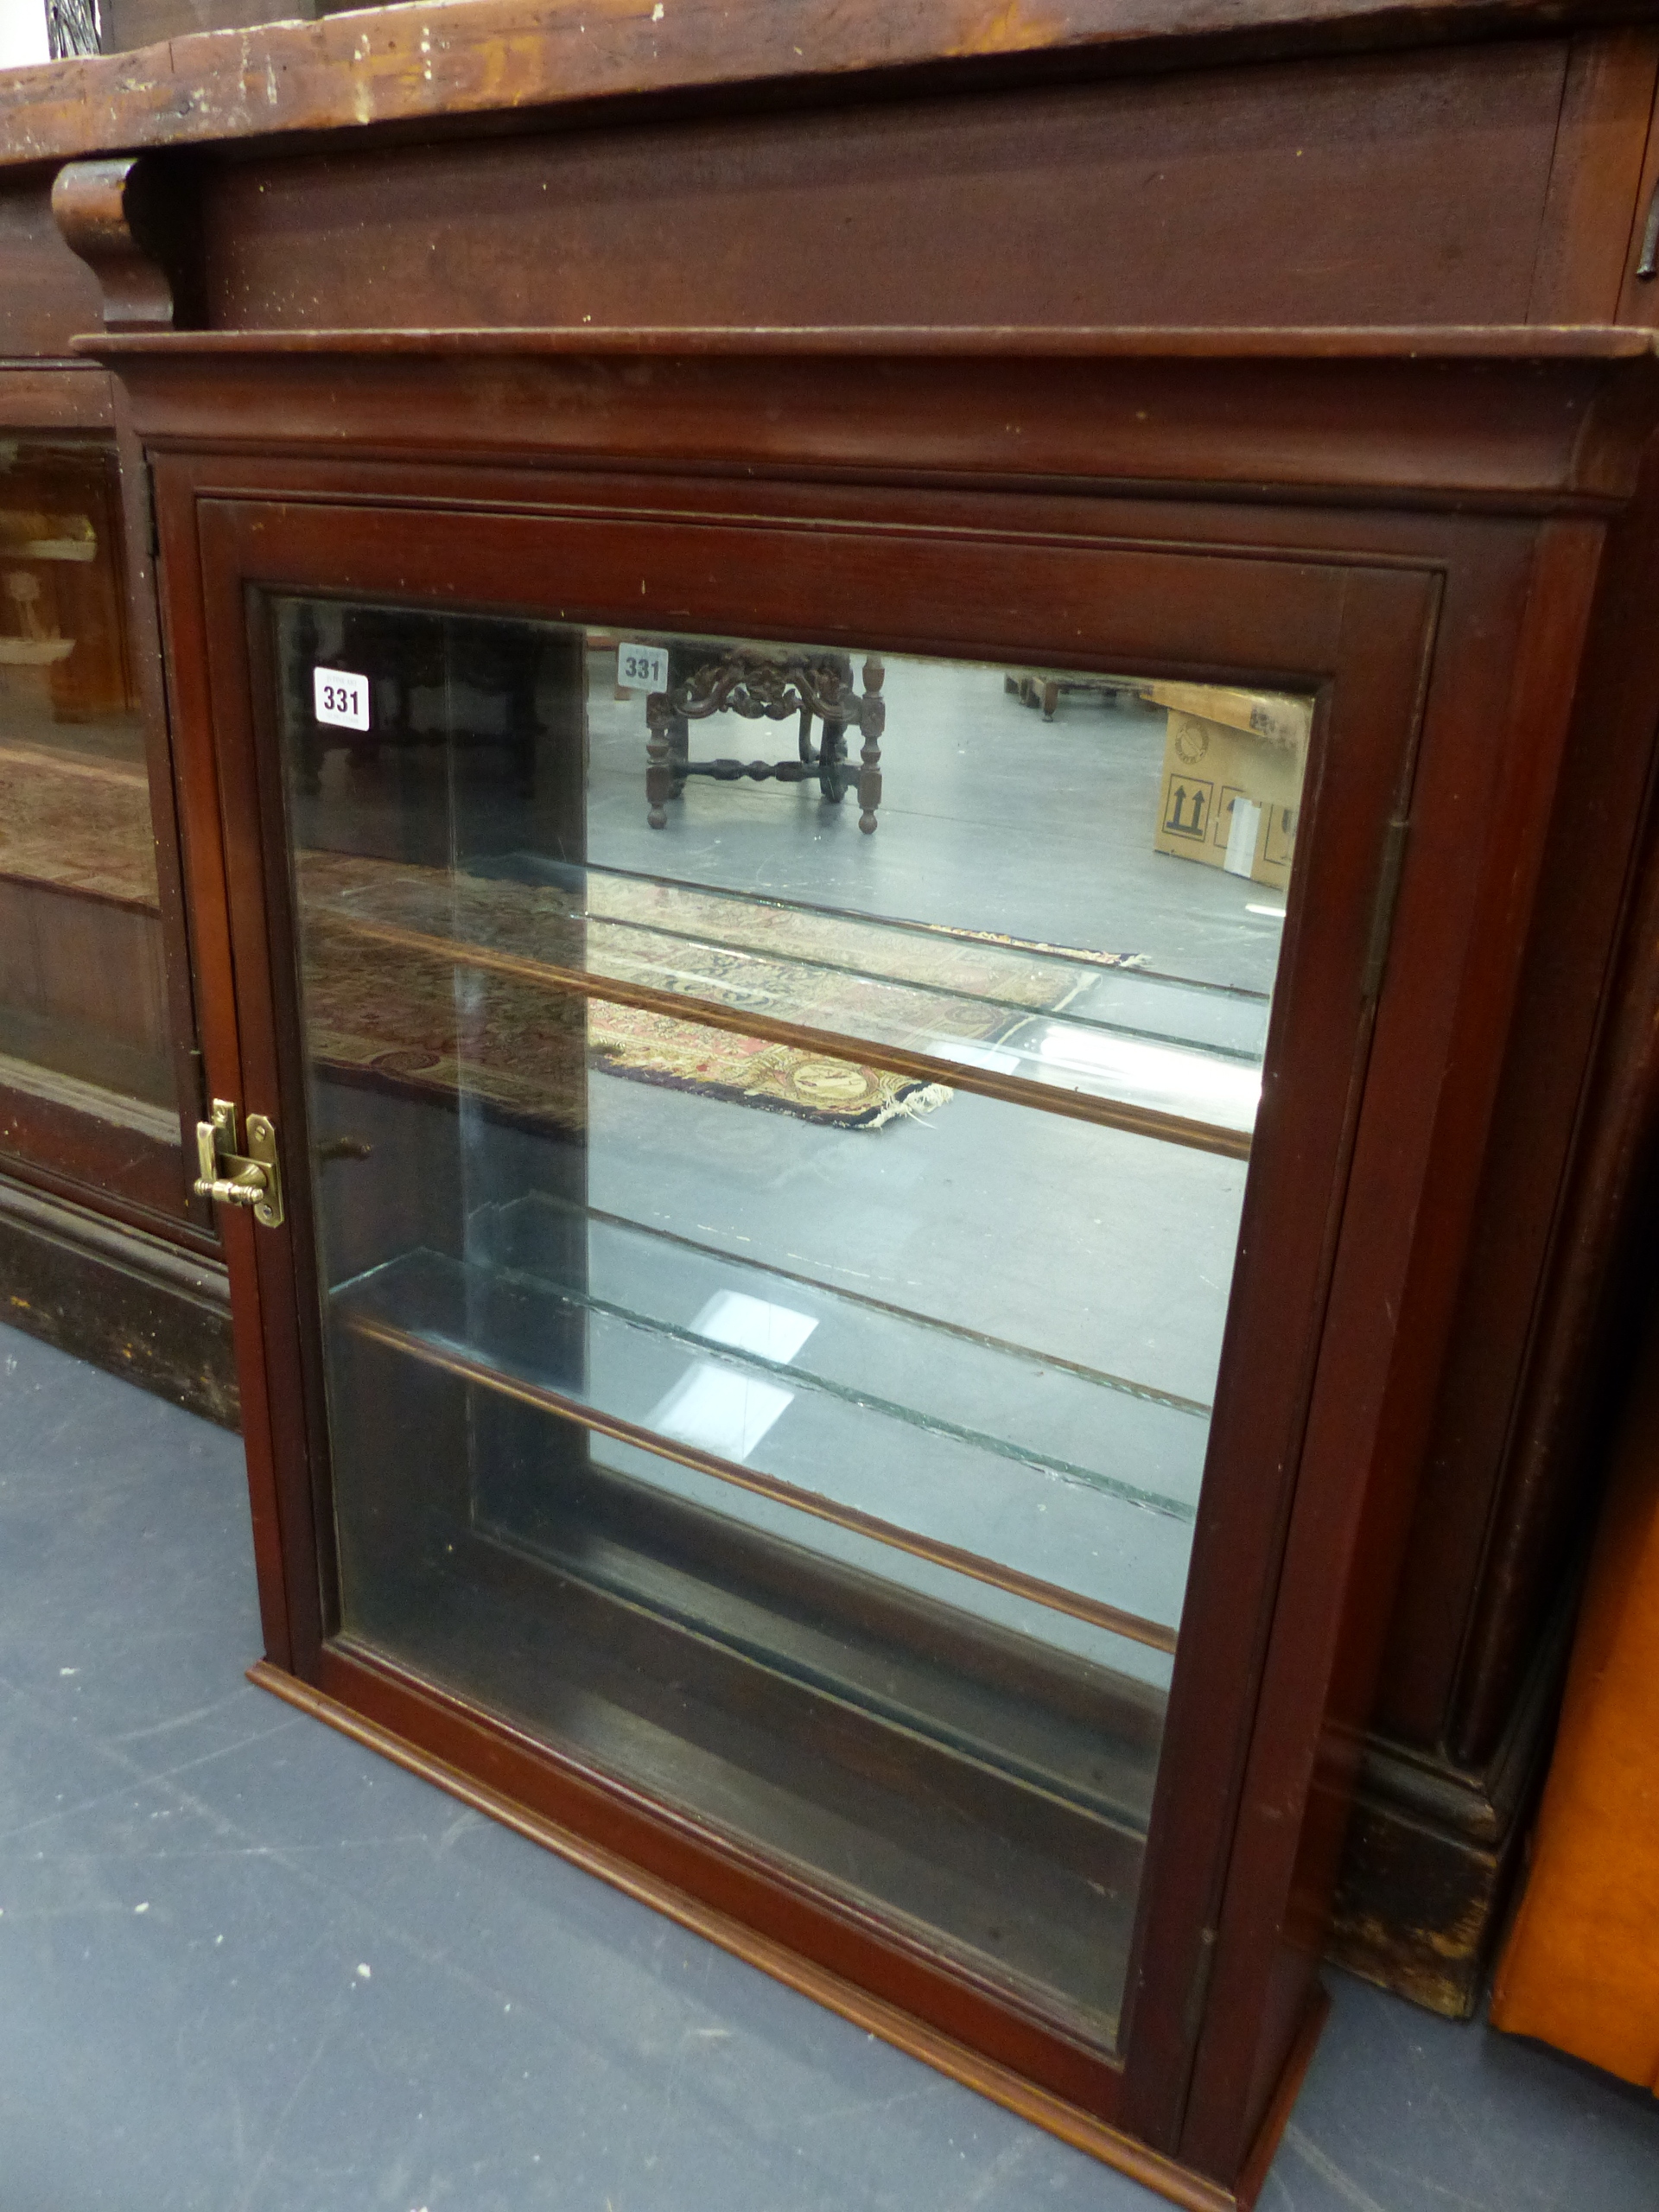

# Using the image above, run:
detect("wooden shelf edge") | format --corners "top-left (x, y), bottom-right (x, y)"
top-left (246, 1653), bottom-right (1239, 2211)
top-left (73, 323), bottom-right (1659, 362)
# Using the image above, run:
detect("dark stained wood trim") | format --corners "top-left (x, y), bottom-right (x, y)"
top-left (146, 427), bottom-right (290, 1665)
top-left (1616, 65), bottom-right (1659, 323)
top-left (3, 0), bottom-right (1659, 175)
top-left (1120, 557), bottom-right (1447, 2161)
top-left (82, 334), bottom-right (1659, 511)
top-left (1528, 27), bottom-right (1659, 321)
top-left (1374, 433), bottom-right (1659, 1761)
top-left (0, 1141), bottom-right (214, 1252)
top-left (77, 323), bottom-right (1659, 358)
top-left (0, 358), bottom-right (113, 426)
top-left (0, 1167), bottom-right (237, 1424)
top-left (1231, 1986), bottom-right (1329, 2212)
top-left (111, 385), bottom-right (219, 1238)
top-left (1445, 750), bottom-right (1659, 1756)
top-left (52, 154), bottom-right (204, 330)
top-left (1175, 515), bottom-right (1609, 2177)
top-left (1327, 1597), bottom-right (1570, 2016)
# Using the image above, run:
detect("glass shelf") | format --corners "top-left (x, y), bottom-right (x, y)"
top-left (297, 849), bottom-right (1262, 1150)
top-left (335, 1192), bottom-right (1201, 1665)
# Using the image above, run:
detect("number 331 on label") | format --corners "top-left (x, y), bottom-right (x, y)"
top-left (313, 667), bottom-right (370, 731)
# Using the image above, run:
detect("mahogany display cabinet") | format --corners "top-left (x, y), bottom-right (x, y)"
top-left (59, 313), bottom-right (1652, 2205)
top-left (12, 0), bottom-right (1659, 2147)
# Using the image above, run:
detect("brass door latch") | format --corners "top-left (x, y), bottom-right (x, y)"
top-left (194, 1097), bottom-right (284, 1227)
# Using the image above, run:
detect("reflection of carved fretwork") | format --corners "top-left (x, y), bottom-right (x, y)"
top-left (645, 646), bottom-right (886, 834)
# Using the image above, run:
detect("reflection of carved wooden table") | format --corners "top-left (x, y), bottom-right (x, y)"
top-left (646, 645), bottom-right (885, 832)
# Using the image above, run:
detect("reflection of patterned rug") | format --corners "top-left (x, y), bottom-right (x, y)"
top-left (0, 741), bottom-right (159, 908)
top-left (299, 851), bottom-right (1137, 1132)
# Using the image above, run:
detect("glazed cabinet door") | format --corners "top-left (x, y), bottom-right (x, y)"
top-left (165, 474), bottom-right (1436, 2150)
top-left (0, 419), bottom-right (196, 1222)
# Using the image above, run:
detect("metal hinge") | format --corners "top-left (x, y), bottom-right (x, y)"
top-left (1361, 814), bottom-right (1411, 1004)
top-left (1181, 1924), bottom-right (1219, 2047)
top-left (133, 456), bottom-right (160, 561)
top-left (193, 1098), bottom-right (284, 1228)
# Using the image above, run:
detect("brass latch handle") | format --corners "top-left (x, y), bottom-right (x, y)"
top-left (193, 1099), bottom-right (284, 1229)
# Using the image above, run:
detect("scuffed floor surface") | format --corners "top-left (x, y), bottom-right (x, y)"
top-left (0, 1319), bottom-right (1655, 2212)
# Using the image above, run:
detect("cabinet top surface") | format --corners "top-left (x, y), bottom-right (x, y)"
top-left (2, 0), bottom-right (1655, 175)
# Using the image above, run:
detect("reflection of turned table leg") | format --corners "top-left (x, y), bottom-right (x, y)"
top-left (857, 654), bottom-right (884, 835)
top-left (645, 707), bottom-right (672, 829)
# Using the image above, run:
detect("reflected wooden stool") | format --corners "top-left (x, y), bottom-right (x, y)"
top-left (646, 645), bottom-right (886, 832)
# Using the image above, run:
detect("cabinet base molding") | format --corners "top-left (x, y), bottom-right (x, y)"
top-left (1326, 1617), bottom-right (1568, 2018)
top-left (0, 1172), bottom-right (237, 1427)
top-left (247, 1656), bottom-right (1320, 2211)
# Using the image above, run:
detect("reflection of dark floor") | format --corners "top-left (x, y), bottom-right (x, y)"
top-left (3, 1323), bottom-right (1656, 2212)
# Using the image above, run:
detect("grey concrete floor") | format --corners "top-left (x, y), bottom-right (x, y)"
top-left (2, 1319), bottom-right (1656, 2212)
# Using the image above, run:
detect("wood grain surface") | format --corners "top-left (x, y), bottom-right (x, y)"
top-left (3, 0), bottom-right (1658, 173)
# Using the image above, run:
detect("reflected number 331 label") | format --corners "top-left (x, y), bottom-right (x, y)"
top-left (619, 642), bottom-right (668, 692)
top-left (313, 666), bottom-right (370, 731)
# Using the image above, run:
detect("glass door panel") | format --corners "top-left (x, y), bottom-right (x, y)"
top-left (270, 599), bottom-right (1309, 2045)
top-left (0, 435), bottom-right (175, 1136)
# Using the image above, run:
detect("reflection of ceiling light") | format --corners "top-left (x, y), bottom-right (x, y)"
top-left (1246, 905), bottom-right (1287, 920)
top-left (929, 1027), bottom-right (1260, 1128)
top-left (649, 1363), bottom-right (795, 1461)
top-left (646, 1294), bottom-right (818, 1461)
top-left (930, 1039), bottom-right (1022, 1076)
top-left (1033, 1026), bottom-right (1262, 1128)
top-left (693, 1290), bottom-right (817, 1363)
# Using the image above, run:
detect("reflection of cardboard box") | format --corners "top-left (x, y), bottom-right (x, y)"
top-left (1149, 686), bottom-right (1311, 893)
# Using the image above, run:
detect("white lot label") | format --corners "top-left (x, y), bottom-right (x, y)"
top-left (313, 666), bottom-right (370, 731)
top-left (617, 641), bottom-right (669, 693)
